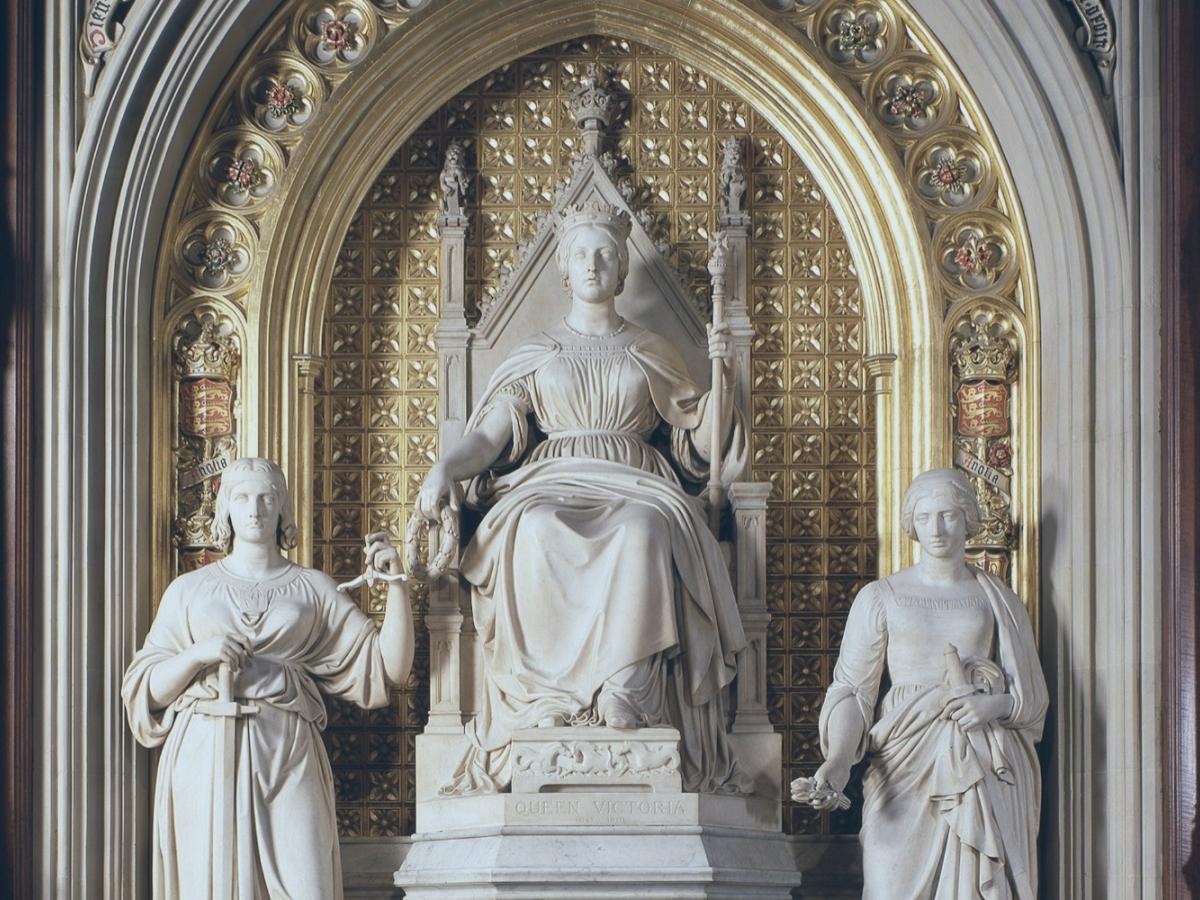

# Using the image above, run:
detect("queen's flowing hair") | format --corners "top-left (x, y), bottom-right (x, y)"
top-left (899, 467), bottom-right (982, 540)
top-left (210, 457), bottom-right (299, 552)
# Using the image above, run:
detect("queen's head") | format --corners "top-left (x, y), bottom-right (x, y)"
top-left (211, 457), bottom-right (298, 552)
top-left (555, 200), bottom-right (633, 301)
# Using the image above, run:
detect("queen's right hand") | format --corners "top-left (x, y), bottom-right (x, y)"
top-left (415, 463), bottom-right (457, 520)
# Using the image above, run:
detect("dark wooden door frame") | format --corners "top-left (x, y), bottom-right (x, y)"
top-left (2, 0), bottom-right (36, 897)
top-left (1164, 0), bottom-right (1200, 896)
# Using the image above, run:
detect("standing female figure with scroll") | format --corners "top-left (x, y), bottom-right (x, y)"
top-left (794, 468), bottom-right (1047, 898)
top-left (123, 458), bottom-right (414, 900)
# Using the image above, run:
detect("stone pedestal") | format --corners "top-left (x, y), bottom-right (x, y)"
top-left (394, 727), bottom-right (800, 899)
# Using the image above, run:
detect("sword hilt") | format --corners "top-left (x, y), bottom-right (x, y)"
top-left (196, 661), bottom-right (259, 718)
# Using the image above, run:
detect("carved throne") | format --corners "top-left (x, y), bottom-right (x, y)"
top-left (396, 68), bottom-right (797, 898)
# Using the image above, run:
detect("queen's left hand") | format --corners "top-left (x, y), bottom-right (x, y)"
top-left (707, 321), bottom-right (734, 379)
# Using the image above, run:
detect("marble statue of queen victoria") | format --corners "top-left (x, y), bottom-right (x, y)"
top-left (417, 199), bottom-right (751, 795)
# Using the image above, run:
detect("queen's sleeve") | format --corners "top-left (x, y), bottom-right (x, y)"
top-left (629, 333), bottom-right (747, 484)
top-left (466, 376), bottom-right (533, 469)
top-left (304, 572), bottom-right (392, 710)
top-left (818, 581), bottom-right (888, 763)
top-left (121, 576), bottom-right (193, 748)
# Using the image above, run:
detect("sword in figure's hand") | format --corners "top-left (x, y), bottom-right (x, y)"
top-left (195, 662), bottom-right (259, 899)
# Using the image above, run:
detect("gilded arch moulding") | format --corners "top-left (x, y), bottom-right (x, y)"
top-left (150, 0), bottom-right (1039, 612)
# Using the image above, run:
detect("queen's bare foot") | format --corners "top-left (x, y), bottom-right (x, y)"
top-left (537, 715), bottom-right (565, 728)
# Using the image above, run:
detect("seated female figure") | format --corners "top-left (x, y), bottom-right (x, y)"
top-left (418, 200), bottom-right (749, 795)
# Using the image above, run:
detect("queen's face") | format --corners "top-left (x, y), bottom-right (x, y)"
top-left (227, 476), bottom-right (282, 547)
top-left (911, 492), bottom-right (968, 560)
top-left (565, 225), bottom-right (622, 305)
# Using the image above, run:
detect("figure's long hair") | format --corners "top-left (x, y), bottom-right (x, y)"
top-left (899, 468), bottom-right (982, 540)
top-left (211, 457), bottom-right (299, 552)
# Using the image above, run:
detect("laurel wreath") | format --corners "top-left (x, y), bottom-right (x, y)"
top-left (404, 506), bottom-right (459, 582)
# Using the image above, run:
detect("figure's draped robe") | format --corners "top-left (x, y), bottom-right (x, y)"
top-left (123, 564), bottom-right (390, 900)
top-left (447, 324), bottom-right (750, 795)
top-left (819, 572), bottom-right (1048, 900)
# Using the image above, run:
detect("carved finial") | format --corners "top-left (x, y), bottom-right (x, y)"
top-left (707, 231), bottom-right (731, 279)
top-left (439, 139), bottom-right (468, 219)
top-left (950, 310), bottom-right (1018, 383)
top-left (556, 199), bottom-right (632, 243)
top-left (570, 64), bottom-right (618, 158)
top-left (718, 136), bottom-right (747, 219)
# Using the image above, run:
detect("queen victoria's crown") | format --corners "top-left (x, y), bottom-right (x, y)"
top-left (556, 199), bottom-right (633, 242)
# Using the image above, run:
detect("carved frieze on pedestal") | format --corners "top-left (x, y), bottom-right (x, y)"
top-left (511, 727), bottom-right (682, 794)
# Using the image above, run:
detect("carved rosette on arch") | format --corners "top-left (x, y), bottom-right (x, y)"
top-left (866, 52), bottom-right (956, 136)
top-left (244, 59), bottom-right (324, 137)
top-left (178, 216), bottom-right (255, 292)
top-left (907, 128), bottom-right (995, 213)
top-left (296, 1), bottom-right (375, 68)
top-left (817, 2), bottom-right (901, 70)
top-left (171, 306), bottom-right (242, 574)
top-left (936, 212), bottom-right (1016, 296)
top-left (205, 130), bottom-right (283, 208)
top-left (950, 308), bottom-right (1019, 580)
top-left (753, 0), bottom-right (1035, 604)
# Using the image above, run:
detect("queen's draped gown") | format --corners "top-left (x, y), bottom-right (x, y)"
top-left (445, 322), bottom-right (750, 794)
top-left (820, 571), bottom-right (1048, 899)
top-left (122, 563), bottom-right (391, 900)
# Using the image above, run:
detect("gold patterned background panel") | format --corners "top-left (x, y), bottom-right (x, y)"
top-left (312, 36), bottom-right (875, 838)
top-left (314, 134), bottom-right (441, 837)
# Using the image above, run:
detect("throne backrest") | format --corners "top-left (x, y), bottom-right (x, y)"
top-left (466, 156), bottom-right (711, 410)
